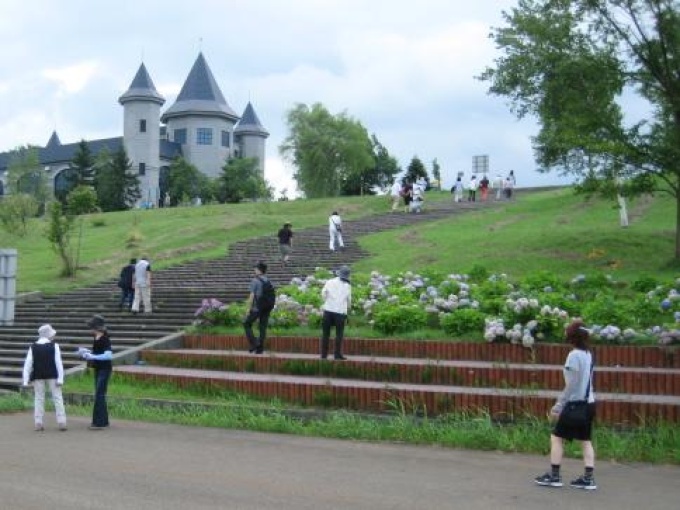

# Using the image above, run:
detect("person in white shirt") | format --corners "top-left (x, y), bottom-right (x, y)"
top-left (494, 174), bottom-right (504, 200)
top-left (468, 175), bottom-right (478, 202)
top-left (390, 180), bottom-right (403, 212)
top-left (22, 324), bottom-right (67, 431)
top-left (320, 266), bottom-right (352, 360)
top-left (131, 256), bottom-right (152, 314)
top-left (410, 182), bottom-right (424, 213)
top-left (328, 211), bottom-right (344, 251)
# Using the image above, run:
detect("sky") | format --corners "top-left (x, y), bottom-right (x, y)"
top-left (0, 0), bottom-right (578, 195)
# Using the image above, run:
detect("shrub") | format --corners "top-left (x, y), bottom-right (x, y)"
top-left (632, 275), bottom-right (660, 293)
top-left (468, 264), bottom-right (489, 282)
top-left (522, 270), bottom-right (564, 292)
top-left (581, 294), bottom-right (634, 328)
top-left (441, 309), bottom-right (486, 336)
top-left (372, 303), bottom-right (427, 334)
top-left (269, 308), bottom-right (299, 329)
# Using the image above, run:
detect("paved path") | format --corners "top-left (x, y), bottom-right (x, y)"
top-left (1, 413), bottom-right (678, 510)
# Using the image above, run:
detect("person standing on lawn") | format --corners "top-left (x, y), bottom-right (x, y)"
top-left (535, 319), bottom-right (597, 490)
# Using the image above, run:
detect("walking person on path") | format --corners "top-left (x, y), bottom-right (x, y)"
top-left (535, 319), bottom-right (597, 490)
top-left (494, 174), bottom-right (504, 200)
top-left (243, 261), bottom-right (276, 354)
top-left (22, 324), bottom-right (67, 431)
top-left (117, 258), bottom-right (136, 310)
top-left (390, 180), bottom-right (403, 212)
top-left (131, 256), bottom-right (152, 314)
top-left (79, 315), bottom-right (113, 430)
top-left (451, 176), bottom-right (464, 203)
top-left (467, 175), bottom-right (478, 202)
top-left (277, 222), bottom-right (293, 266)
top-left (329, 211), bottom-right (344, 252)
top-left (479, 175), bottom-right (490, 201)
top-left (504, 176), bottom-right (515, 200)
top-left (320, 265), bottom-right (352, 360)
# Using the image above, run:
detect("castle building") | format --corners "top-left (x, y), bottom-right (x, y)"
top-left (0, 53), bottom-right (269, 205)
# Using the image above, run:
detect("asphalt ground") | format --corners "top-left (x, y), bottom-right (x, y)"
top-left (1, 413), bottom-right (678, 510)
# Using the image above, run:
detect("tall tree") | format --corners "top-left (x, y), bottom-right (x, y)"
top-left (6, 146), bottom-right (48, 206)
top-left (479, 0), bottom-right (680, 258)
top-left (405, 156), bottom-right (429, 185)
top-left (71, 140), bottom-right (96, 187)
top-left (167, 157), bottom-right (204, 205)
top-left (279, 103), bottom-right (375, 198)
top-left (432, 158), bottom-right (441, 190)
top-left (93, 147), bottom-right (140, 212)
top-left (218, 157), bottom-right (272, 203)
top-left (342, 134), bottom-right (400, 195)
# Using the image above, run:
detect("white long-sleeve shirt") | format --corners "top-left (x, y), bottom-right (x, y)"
top-left (329, 214), bottom-right (342, 232)
top-left (22, 337), bottom-right (64, 385)
top-left (321, 277), bottom-right (352, 314)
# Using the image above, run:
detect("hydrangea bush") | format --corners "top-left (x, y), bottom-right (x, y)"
top-left (195, 269), bottom-right (680, 346)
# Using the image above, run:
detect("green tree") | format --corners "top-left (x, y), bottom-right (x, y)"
top-left (479, 0), bottom-right (680, 258)
top-left (432, 158), bottom-right (441, 190)
top-left (0, 194), bottom-right (39, 237)
top-left (6, 146), bottom-right (48, 206)
top-left (280, 103), bottom-right (375, 198)
top-left (405, 156), bottom-right (429, 185)
top-left (70, 140), bottom-right (96, 187)
top-left (67, 185), bottom-right (99, 216)
top-left (218, 157), bottom-right (272, 203)
top-left (46, 201), bottom-right (76, 277)
top-left (167, 157), bottom-right (205, 205)
top-left (342, 134), bottom-right (400, 195)
top-left (93, 147), bottom-right (140, 212)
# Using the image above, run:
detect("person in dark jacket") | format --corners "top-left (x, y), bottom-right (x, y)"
top-left (22, 324), bottom-right (67, 431)
top-left (277, 222), bottom-right (293, 265)
top-left (118, 258), bottom-right (136, 310)
top-left (79, 315), bottom-right (113, 430)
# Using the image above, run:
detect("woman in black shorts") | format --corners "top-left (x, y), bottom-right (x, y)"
top-left (535, 319), bottom-right (597, 490)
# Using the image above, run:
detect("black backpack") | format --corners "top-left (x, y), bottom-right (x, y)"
top-left (256, 277), bottom-right (276, 312)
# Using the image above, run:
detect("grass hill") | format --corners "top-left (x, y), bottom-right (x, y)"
top-left (4, 187), bottom-right (677, 294)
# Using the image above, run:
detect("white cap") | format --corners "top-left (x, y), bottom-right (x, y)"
top-left (38, 324), bottom-right (57, 339)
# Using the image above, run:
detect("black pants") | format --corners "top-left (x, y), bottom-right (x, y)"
top-left (92, 367), bottom-right (111, 427)
top-left (321, 311), bottom-right (347, 358)
top-left (243, 309), bottom-right (270, 352)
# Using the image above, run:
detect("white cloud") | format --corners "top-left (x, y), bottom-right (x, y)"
top-left (42, 61), bottom-right (101, 96)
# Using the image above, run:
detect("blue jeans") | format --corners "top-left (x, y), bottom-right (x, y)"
top-left (120, 287), bottom-right (134, 308)
top-left (92, 367), bottom-right (111, 427)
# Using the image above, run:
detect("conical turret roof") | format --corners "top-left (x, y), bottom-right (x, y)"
top-left (235, 102), bottom-right (269, 137)
top-left (118, 63), bottom-right (165, 105)
top-left (161, 53), bottom-right (238, 122)
top-left (46, 130), bottom-right (61, 148)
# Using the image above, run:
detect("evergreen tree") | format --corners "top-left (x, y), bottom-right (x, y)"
top-left (93, 147), bottom-right (140, 211)
top-left (404, 156), bottom-right (429, 186)
top-left (71, 140), bottom-right (95, 187)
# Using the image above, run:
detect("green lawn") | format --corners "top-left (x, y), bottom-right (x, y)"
top-left (4, 187), bottom-right (678, 292)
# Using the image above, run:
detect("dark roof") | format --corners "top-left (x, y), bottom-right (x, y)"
top-left (46, 131), bottom-right (61, 149)
top-left (0, 137), bottom-right (182, 171)
top-left (161, 53), bottom-right (239, 123)
top-left (234, 102), bottom-right (269, 137)
top-left (119, 63), bottom-right (165, 105)
top-left (0, 137), bottom-right (124, 171)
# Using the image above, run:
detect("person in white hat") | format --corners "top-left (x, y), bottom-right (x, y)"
top-left (22, 324), bottom-right (67, 431)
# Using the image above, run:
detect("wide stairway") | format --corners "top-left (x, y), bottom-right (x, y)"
top-left (0, 199), bottom-right (486, 389)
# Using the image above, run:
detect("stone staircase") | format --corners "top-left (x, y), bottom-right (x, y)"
top-left (0, 198), bottom-right (488, 389)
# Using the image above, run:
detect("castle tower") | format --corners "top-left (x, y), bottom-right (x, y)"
top-left (119, 63), bottom-right (165, 206)
top-left (161, 53), bottom-right (239, 179)
top-left (234, 102), bottom-right (269, 177)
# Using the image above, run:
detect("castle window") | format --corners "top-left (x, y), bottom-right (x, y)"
top-left (197, 128), bottom-right (213, 145)
top-left (221, 130), bottom-right (230, 148)
top-left (139, 119), bottom-right (147, 133)
top-left (174, 128), bottom-right (187, 144)
top-left (139, 163), bottom-right (146, 176)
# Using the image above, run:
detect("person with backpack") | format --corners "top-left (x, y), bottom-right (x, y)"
top-left (117, 258), bottom-right (136, 310)
top-left (243, 261), bottom-right (276, 354)
top-left (22, 324), bottom-right (67, 431)
top-left (320, 265), bottom-right (352, 360)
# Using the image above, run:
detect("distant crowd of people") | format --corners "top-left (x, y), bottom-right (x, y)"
top-left (450, 170), bottom-right (516, 203)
